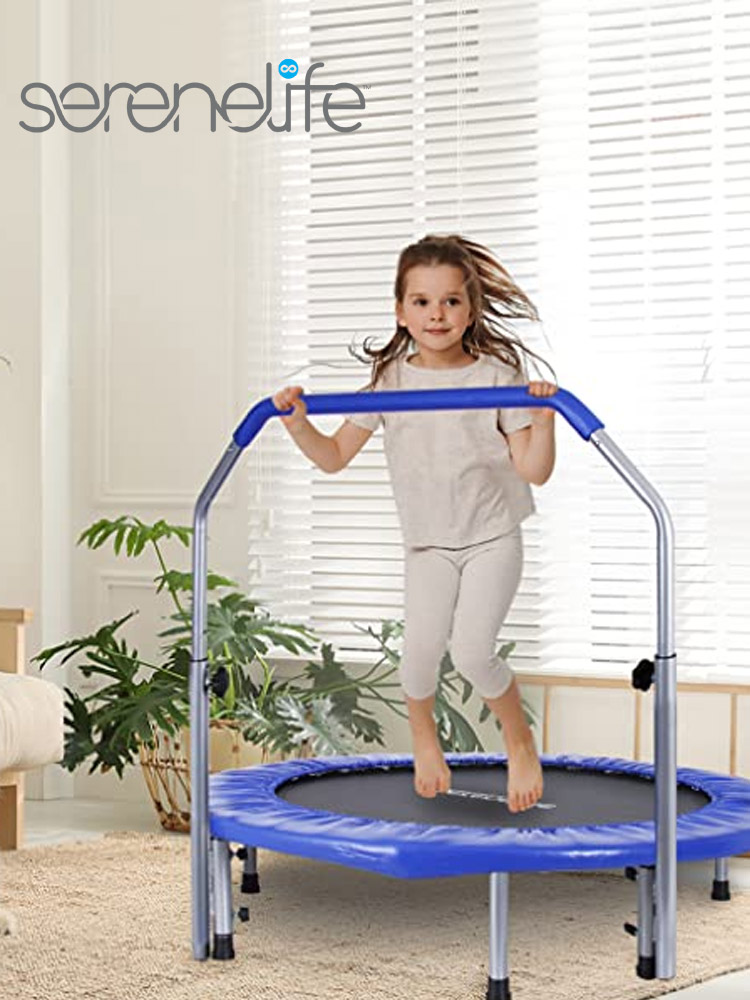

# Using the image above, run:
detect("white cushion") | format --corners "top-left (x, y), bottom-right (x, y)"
top-left (0, 674), bottom-right (64, 772)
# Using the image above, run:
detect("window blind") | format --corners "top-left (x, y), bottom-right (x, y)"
top-left (247, 0), bottom-right (750, 679)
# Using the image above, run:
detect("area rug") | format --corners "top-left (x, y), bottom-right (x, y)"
top-left (1, 832), bottom-right (749, 1000)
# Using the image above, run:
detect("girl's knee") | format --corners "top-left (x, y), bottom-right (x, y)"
top-left (480, 664), bottom-right (515, 701)
top-left (400, 673), bottom-right (438, 700)
top-left (452, 650), bottom-right (514, 700)
top-left (400, 645), bottom-right (443, 701)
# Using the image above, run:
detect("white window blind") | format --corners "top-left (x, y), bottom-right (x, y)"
top-left (248, 0), bottom-right (750, 679)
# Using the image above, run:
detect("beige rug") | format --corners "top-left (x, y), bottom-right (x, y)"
top-left (1, 832), bottom-right (749, 1000)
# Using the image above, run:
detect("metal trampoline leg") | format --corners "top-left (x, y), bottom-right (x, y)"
top-left (237, 845), bottom-right (260, 894)
top-left (211, 838), bottom-right (235, 960)
top-left (236, 846), bottom-right (259, 922)
top-left (711, 857), bottom-right (731, 901)
top-left (487, 872), bottom-right (511, 1000)
top-left (636, 866), bottom-right (656, 979)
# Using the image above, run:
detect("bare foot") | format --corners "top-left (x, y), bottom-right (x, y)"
top-left (413, 740), bottom-right (452, 798)
top-left (506, 739), bottom-right (543, 813)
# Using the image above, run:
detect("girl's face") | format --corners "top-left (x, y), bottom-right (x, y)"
top-left (395, 264), bottom-right (474, 366)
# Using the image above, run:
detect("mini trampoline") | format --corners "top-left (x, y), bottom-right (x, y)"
top-left (189, 385), bottom-right (750, 998)
top-left (209, 754), bottom-right (750, 878)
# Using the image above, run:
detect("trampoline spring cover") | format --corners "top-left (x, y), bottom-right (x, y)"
top-left (208, 753), bottom-right (750, 879)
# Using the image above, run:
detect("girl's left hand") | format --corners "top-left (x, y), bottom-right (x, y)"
top-left (528, 381), bottom-right (558, 425)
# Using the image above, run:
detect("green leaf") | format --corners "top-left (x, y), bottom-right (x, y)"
top-left (113, 523), bottom-right (127, 555)
top-left (155, 570), bottom-right (237, 595)
top-left (76, 515), bottom-right (192, 559)
top-left (173, 526), bottom-right (192, 546)
top-left (60, 689), bottom-right (97, 771)
top-left (132, 525), bottom-right (149, 557)
top-left (77, 517), bottom-right (128, 551)
top-left (303, 645), bottom-right (385, 746)
top-left (33, 613), bottom-right (139, 671)
top-left (276, 695), bottom-right (355, 756)
top-left (435, 698), bottom-right (483, 753)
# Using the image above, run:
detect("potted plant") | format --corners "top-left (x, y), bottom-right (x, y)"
top-left (34, 516), bottom-right (404, 829)
top-left (35, 516), bottom-right (535, 831)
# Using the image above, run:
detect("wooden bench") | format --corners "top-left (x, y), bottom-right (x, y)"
top-left (0, 609), bottom-right (32, 850)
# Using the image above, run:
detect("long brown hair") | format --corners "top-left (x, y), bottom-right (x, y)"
top-left (352, 234), bottom-right (553, 388)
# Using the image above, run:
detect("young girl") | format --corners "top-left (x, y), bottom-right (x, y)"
top-left (273, 234), bottom-right (557, 813)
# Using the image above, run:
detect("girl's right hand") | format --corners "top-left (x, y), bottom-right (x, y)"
top-left (272, 385), bottom-right (308, 430)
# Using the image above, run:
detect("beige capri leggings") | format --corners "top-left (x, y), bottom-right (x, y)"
top-left (400, 527), bottom-right (523, 701)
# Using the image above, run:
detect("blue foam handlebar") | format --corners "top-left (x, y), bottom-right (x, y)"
top-left (232, 386), bottom-right (604, 449)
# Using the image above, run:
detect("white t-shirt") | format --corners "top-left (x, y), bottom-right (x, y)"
top-left (346, 353), bottom-right (535, 548)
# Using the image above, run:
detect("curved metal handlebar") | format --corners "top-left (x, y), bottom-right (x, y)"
top-left (192, 379), bottom-right (677, 978)
top-left (232, 387), bottom-right (603, 449)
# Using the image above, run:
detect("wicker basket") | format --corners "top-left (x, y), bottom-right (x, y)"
top-left (139, 720), bottom-right (286, 833)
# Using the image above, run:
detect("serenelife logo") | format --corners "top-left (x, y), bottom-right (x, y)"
top-left (19, 61), bottom-right (365, 133)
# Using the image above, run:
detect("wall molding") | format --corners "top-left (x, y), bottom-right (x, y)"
top-left (89, 2), bottom-right (239, 509)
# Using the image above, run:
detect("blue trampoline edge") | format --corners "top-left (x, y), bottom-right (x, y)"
top-left (208, 752), bottom-right (750, 878)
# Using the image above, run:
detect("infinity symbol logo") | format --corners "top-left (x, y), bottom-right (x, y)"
top-left (278, 60), bottom-right (299, 78)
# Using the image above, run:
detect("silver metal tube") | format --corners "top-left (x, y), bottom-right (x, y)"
top-left (488, 872), bottom-right (510, 981)
top-left (590, 431), bottom-right (674, 656)
top-left (191, 442), bottom-right (243, 960)
top-left (715, 857), bottom-right (729, 881)
top-left (591, 430), bottom-right (676, 979)
top-left (637, 867), bottom-right (655, 959)
top-left (211, 838), bottom-right (234, 936)
top-left (653, 651), bottom-right (677, 978)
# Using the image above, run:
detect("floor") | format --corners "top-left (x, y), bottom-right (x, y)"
top-left (17, 798), bottom-right (750, 998)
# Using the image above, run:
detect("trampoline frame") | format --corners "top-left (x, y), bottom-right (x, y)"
top-left (208, 752), bottom-right (750, 875)
top-left (189, 385), bottom-right (679, 985)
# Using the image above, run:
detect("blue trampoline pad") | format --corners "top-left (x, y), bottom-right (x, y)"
top-left (209, 753), bottom-right (750, 878)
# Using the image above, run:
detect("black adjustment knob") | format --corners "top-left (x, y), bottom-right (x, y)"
top-left (210, 666), bottom-right (230, 698)
top-left (624, 866), bottom-right (638, 882)
top-left (632, 659), bottom-right (655, 692)
top-left (624, 922), bottom-right (638, 937)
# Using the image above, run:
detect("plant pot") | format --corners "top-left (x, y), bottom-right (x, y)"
top-left (138, 719), bottom-right (282, 833)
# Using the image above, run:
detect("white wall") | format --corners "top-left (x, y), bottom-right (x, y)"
top-left (65, 0), bottom-right (276, 804)
top-left (0, 3), bottom-right (43, 662)
top-left (0, 0), bottom-right (75, 799)
top-left (2, 0), bottom-right (275, 807)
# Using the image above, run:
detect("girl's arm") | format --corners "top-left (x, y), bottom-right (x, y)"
top-left (273, 385), bottom-right (373, 473)
top-left (506, 381), bottom-right (557, 486)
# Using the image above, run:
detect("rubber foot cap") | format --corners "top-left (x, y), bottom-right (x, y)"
top-left (241, 873), bottom-right (260, 894)
top-left (212, 934), bottom-right (235, 961)
top-left (486, 977), bottom-right (511, 1000)
top-left (712, 879), bottom-right (731, 901)
top-left (637, 956), bottom-right (656, 980)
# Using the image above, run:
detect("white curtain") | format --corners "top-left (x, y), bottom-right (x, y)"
top-left (247, 0), bottom-right (750, 680)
